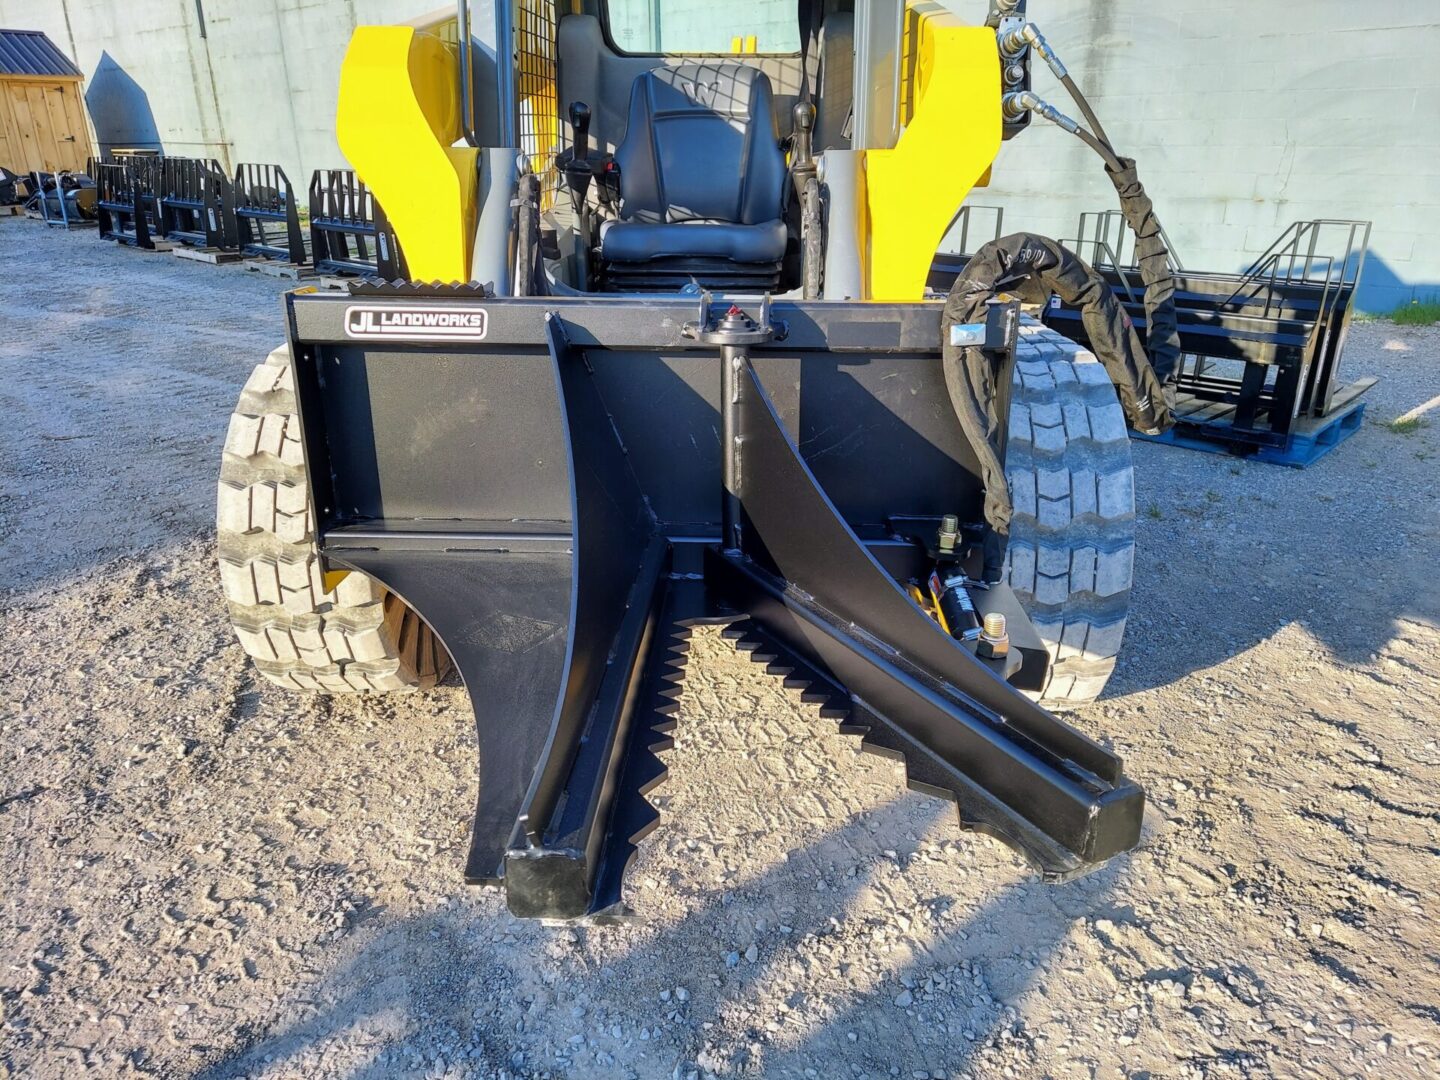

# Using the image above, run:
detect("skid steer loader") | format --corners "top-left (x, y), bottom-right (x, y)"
top-left (218, 0), bottom-right (1177, 920)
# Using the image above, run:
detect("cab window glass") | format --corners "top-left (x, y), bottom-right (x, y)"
top-left (603, 0), bottom-right (801, 54)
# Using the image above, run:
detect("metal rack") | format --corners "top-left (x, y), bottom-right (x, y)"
top-left (92, 156), bottom-right (162, 248)
top-left (233, 163), bottom-right (308, 265)
top-left (931, 212), bottom-right (1374, 464)
top-left (308, 169), bottom-right (405, 278)
top-left (157, 157), bottom-right (236, 251)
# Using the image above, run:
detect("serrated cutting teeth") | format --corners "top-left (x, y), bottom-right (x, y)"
top-left (586, 617), bottom-right (698, 917)
top-left (722, 622), bottom-right (975, 814)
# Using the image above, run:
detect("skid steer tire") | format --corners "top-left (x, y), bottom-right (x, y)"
top-left (1005, 324), bottom-right (1135, 709)
top-left (217, 345), bottom-right (451, 694)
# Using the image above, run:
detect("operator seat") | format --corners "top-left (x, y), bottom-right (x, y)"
top-left (600, 63), bottom-right (789, 291)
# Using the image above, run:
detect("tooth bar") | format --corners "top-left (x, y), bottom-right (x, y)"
top-left (587, 584), bottom-right (711, 918)
top-left (712, 554), bottom-right (1143, 882)
top-left (502, 560), bottom-right (718, 922)
top-left (724, 615), bottom-right (1077, 871)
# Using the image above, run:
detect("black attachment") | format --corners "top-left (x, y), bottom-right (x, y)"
top-left (157, 157), bottom-right (236, 250)
top-left (308, 168), bottom-right (405, 279)
top-left (286, 292), bottom-right (1146, 921)
top-left (935, 217), bottom-right (1373, 454)
top-left (704, 317), bottom-right (1141, 878)
top-left (233, 163), bottom-right (308, 265)
top-left (92, 156), bottom-right (160, 248)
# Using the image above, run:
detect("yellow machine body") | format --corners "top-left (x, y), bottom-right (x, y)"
top-left (336, 24), bottom-right (478, 283)
top-left (864, 3), bottom-right (1002, 300)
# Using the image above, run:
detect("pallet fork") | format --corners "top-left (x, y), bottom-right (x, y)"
top-left (308, 169), bottom-right (405, 278)
top-left (287, 288), bottom-right (1144, 920)
top-left (93, 156), bottom-right (160, 248)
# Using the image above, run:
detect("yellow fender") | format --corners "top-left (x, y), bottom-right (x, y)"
top-left (336, 26), bottom-right (478, 283)
top-left (864, 4), bottom-right (1002, 301)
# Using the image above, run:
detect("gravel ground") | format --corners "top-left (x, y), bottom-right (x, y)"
top-left (2, 222), bottom-right (1438, 1080)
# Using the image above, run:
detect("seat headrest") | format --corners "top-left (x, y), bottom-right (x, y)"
top-left (639, 64), bottom-right (774, 124)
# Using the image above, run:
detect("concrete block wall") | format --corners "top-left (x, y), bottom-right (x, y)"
top-left (945, 0), bottom-right (1440, 311)
top-left (0, 0), bottom-right (458, 186)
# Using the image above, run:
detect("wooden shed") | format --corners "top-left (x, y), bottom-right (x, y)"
top-left (0, 29), bottom-right (95, 174)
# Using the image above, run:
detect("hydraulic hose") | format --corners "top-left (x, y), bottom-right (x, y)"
top-left (1059, 73), bottom-right (1113, 156)
top-left (1001, 91), bottom-right (1121, 172)
top-left (1075, 125), bottom-right (1123, 173)
top-left (1104, 157), bottom-right (1182, 384)
top-left (940, 233), bottom-right (1173, 548)
top-left (1002, 23), bottom-right (1116, 153)
top-left (999, 23), bottom-right (1184, 384)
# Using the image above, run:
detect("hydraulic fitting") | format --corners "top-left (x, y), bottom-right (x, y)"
top-left (987, 0), bottom-right (1023, 25)
top-left (1002, 91), bottom-right (1080, 134)
top-left (998, 22), bottom-right (1068, 80)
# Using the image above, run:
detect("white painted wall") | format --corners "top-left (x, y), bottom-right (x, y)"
top-left (0, 0), bottom-right (471, 185)
top-left (944, 0), bottom-right (1440, 310)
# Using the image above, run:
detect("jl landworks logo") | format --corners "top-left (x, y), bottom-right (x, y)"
top-left (343, 305), bottom-right (489, 342)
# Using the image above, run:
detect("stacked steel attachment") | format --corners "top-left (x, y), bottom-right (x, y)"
top-left (83, 156), bottom-right (402, 280)
top-left (93, 155), bottom-right (162, 248)
top-left (232, 163), bottom-right (308, 266)
top-left (157, 156), bottom-right (237, 253)
top-left (285, 289), bottom-right (1145, 921)
top-left (933, 210), bottom-right (1374, 466)
top-left (308, 168), bottom-right (406, 279)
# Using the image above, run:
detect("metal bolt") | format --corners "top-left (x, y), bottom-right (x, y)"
top-left (938, 514), bottom-right (960, 555)
top-left (977, 612), bottom-right (1010, 659)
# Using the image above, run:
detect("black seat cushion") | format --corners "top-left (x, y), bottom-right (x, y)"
top-left (600, 219), bottom-right (787, 264)
top-left (602, 64), bottom-right (788, 268)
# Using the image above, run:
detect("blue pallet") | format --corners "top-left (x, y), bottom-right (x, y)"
top-left (1131, 379), bottom-right (1373, 469)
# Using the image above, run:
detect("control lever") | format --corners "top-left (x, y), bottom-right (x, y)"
top-left (790, 101), bottom-right (822, 298)
top-left (570, 101), bottom-right (591, 163)
top-left (553, 101), bottom-right (599, 287)
top-left (560, 101), bottom-right (593, 213)
top-left (789, 100), bottom-right (816, 200)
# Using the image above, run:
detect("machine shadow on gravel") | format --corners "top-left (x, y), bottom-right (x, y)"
top-left (189, 798), bottom-right (1124, 1079)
